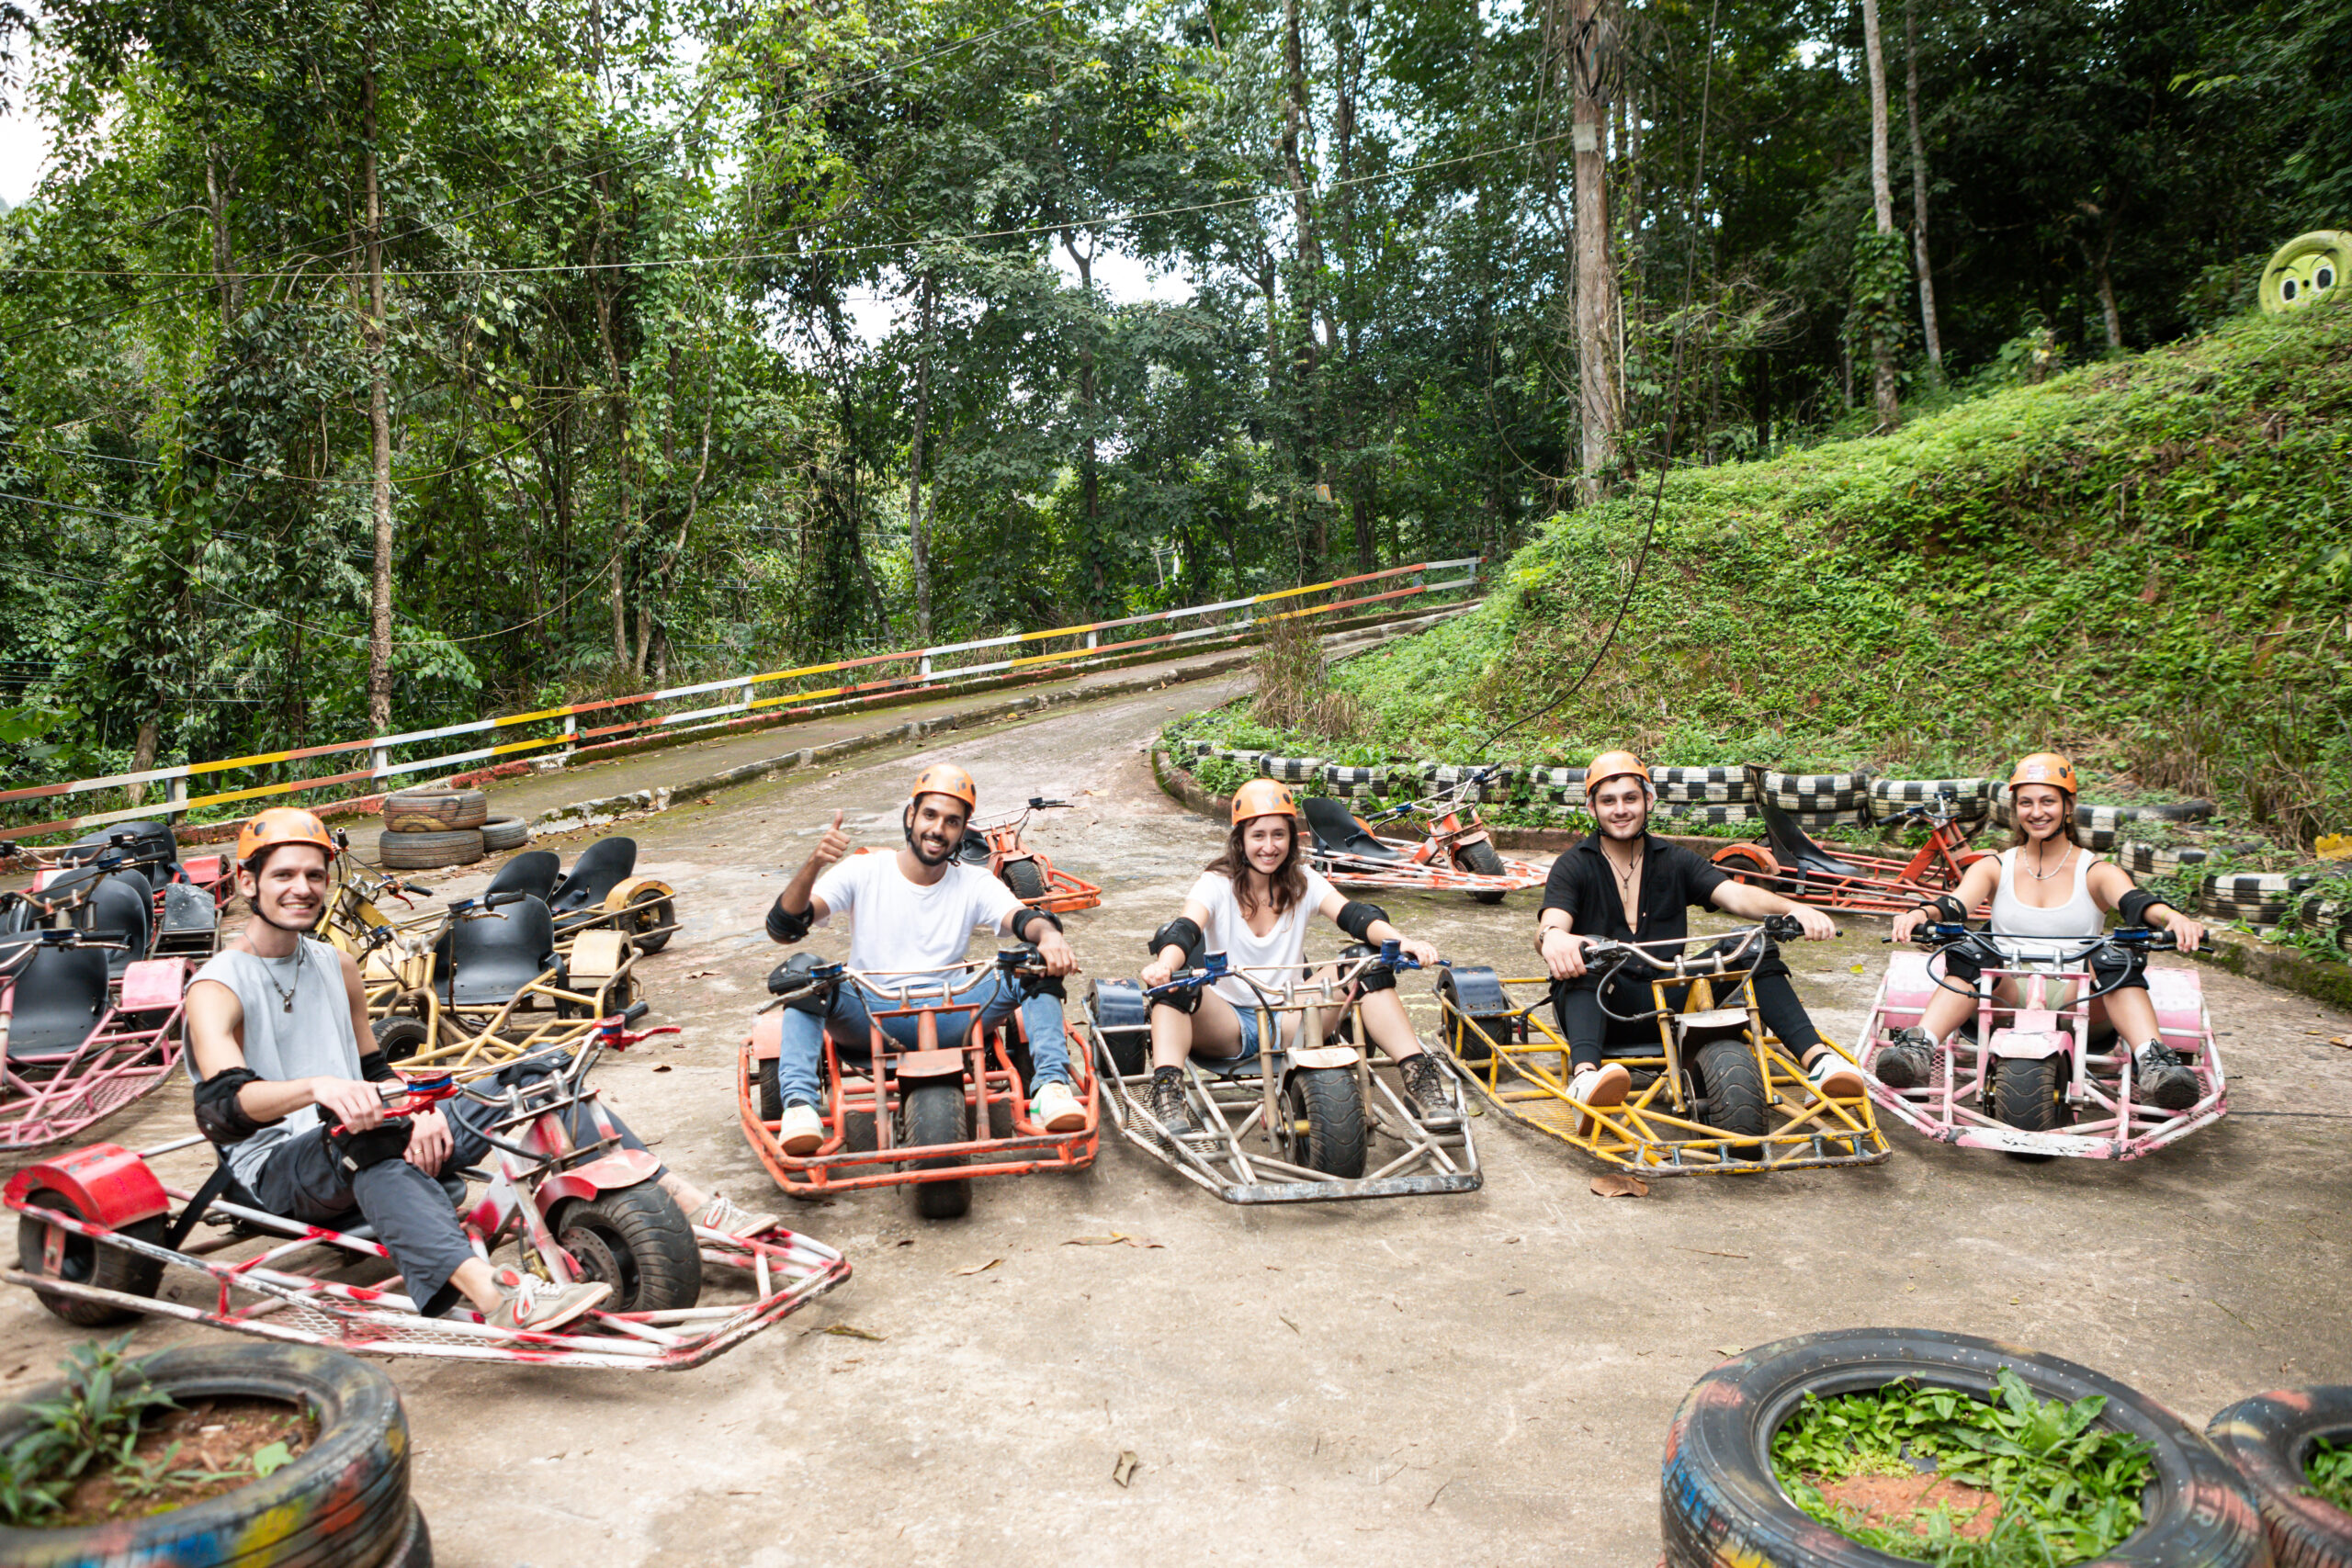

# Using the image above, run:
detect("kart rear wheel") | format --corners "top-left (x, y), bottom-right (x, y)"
top-left (756, 1058), bottom-right (783, 1124)
top-left (1693, 1040), bottom-right (1768, 1156)
top-left (1993, 1054), bottom-right (2064, 1158)
top-left (905, 1081), bottom-right (972, 1220)
top-left (1453, 840), bottom-right (1509, 904)
top-left (1283, 1067), bottom-right (1366, 1179)
top-left (1001, 857), bottom-right (1048, 904)
top-left (17, 1190), bottom-right (164, 1327)
top-left (622, 893), bottom-right (676, 955)
top-left (372, 1015), bottom-right (430, 1065)
top-left (552, 1182), bottom-right (702, 1313)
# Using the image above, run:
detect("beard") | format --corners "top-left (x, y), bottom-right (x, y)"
top-left (905, 812), bottom-right (958, 866)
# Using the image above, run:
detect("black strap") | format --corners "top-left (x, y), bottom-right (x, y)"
top-left (163, 1156), bottom-right (241, 1251)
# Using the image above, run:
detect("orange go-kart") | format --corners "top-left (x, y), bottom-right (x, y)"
top-left (1711, 771), bottom-right (1992, 917)
top-left (740, 948), bottom-right (1098, 1219)
top-left (959, 797), bottom-right (1101, 914)
top-left (1303, 764), bottom-right (1544, 906)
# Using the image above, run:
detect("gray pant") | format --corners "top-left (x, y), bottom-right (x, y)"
top-left (246, 1085), bottom-right (659, 1318)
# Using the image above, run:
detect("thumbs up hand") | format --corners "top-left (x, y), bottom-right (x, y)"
top-left (809, 809), bottom-right (852, 872)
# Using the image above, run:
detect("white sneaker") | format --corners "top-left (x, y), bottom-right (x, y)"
top-left (777, 1101), bottom-right (825, 1156)
top-left (1032, 1079), bottom-right (1088, 1133)
top-left (694, 1191), bottom-right (778, 1238)
top-left (487, 1269), bottom-right (609, 1337)
top-left (1806, 1052), bottom-right (1868, 1100)
top-left (1566, 1061), bottom-right (1632, 1137)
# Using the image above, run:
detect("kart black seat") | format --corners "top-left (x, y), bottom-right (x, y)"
top-left (1758, 795), bottom-right (1863, 878)
top-left (0, 937), bottom-right (109, 1059)
top-left (956, 829), bottom-right (990, 867)
top-left (198, 1152), bottom-right (370, 1237)
top-left (30, 863), bottom-right (107, 921)
top-left (1, 896), bottom-right (37, 934)
top-left (1301, 797), bottom-right (1404, 862)
top-left (70, 820), bottom-right (180, 886)
top-left (85, 873), bottom-right (153, 976)
top-left (548, 838), bottom-right (636, 916)
top-left (153, 881), bottom-right (218, 957)
top-left (486, 850), bottom-right (560, 903)
top-left (434, 895), bottom-right (560, 1008)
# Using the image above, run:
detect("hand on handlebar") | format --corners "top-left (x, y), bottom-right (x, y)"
top-left (1139, 953), bottom-right (1180, 989)
top-left (1392, 936), bottom-right (1442, 970)
top-left (1539, 927), bottom-right (1591, 980)
top-left (311, 1076), bottom-right (385, 1133)
top-left (1889, 906), bottom-right (1931, 943)
top-left (1030, 926), bottom-right (1079, 977)
top-left (2163, 912), bottom-right (2206, 953)
top-left (1783, 906), bottom-right (1837, 942)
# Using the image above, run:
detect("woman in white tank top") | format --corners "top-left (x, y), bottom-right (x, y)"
top-left (1136, 779), bottom-right (1457, 1137)
top-left (1883, 751), bottom-right (2207, 1107)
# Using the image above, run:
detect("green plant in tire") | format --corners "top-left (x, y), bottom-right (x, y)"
top-left (2307, 1437), bottom-right (2352, 1514)
top-left (0, 1337), bottom-right (179, 1525)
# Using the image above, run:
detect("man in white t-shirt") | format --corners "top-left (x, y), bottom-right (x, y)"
top-left (763, 762), bottom-right (1086, 1154)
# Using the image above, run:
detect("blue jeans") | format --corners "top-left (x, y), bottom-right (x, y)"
top-left (776, 972), bottom-right (1071, 1111)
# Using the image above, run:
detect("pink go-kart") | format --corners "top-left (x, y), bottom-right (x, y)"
top-left (0, 928), bottom-right (190, 1151)
top-left (1858, 925), bottom-right (2225, 1160)
top-left (6, 1024), bottom-right (850, 1371)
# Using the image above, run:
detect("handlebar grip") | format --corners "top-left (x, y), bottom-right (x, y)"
top-left (484, 890), bottom-right (523, 908)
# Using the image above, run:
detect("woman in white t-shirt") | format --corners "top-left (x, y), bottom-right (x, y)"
top-left (1136, 779), bottom-right (1455, 1137)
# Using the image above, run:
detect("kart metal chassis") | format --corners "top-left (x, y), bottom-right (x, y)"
top-left (968, 798), bottom-right (1102, 915)
top-left (0, 933), bottom-right (188, 1151)
top-left (1711, 791), bottom-right (1993, 917)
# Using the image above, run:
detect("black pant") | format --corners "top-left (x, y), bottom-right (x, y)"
top-left (1551, 948), bottom-right (1823, 1071)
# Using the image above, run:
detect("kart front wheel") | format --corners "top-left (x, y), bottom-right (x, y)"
top-left (1001, 856), bottom-right (1049, 904)
top-left (17, 1190), bottom-right (165, 1327)
top-left (372, 1015), bottom-right (429, 1065)
top-left (1693, 1041), bottom-right (1768, 1156)
top-left (756, 1058), bottom-right (783, 1124)
top-left (1992, 1054), bottom-right (2064, 1159)
top-left (1453, 840), bottom-right (1509, 904)
top-left (905, 1081), bottom-right (972, 1220)
top-left (552, 1182), bottom-right (702, 1312)
top-left (1283, 1067), bottom-right (1366, 1179)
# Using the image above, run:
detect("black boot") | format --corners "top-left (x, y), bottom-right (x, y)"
top-left (1874, 1026), bottom-right (1936, 1089)
top-left (2132, 1041), bottom-right (2199, 1111)
top-left (1399, 1055), bottom-right (1462, 1128)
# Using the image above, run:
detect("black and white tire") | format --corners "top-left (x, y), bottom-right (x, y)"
top-left (1259, 755), bottom-right (1325, 783)
top-left (1529, 766), bottom-right (1588, 800)
top-left (1660, 804), bottom-right (1762, 827)
top-left (1782, 807), bottom-right (1871, 829)
top-left (2203, 874), bottom-right (2319, 926)
top-left (479, 815), bottom-right (528, 852)
top-left (1762, 773), bottom-right (1871, 812)
top-left (382, 788), bottom-right (489, 833)
top-left (1660, 1328), bottom-right (2270, 1568)
top-left (0, 1344), bottom-right (421, 1568)
top-left (1870, 777), bottom-right (1994, 819)
top-left (1654, 767), bottom-right (1748, 805)
top-left (378, 828), bottom-right (484, 870)
top-left (1321, 764), bottom-right (1396, 795)
top-left (2122, 840), bottom-right (2267, 877)
top-left (2208, 1385), bottom-right (2352, 1568)
top-left (2289, 897), bottom-right (2352, 954)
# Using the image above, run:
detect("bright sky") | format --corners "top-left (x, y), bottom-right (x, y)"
top-left (0, 100), bottom-right (52, 206)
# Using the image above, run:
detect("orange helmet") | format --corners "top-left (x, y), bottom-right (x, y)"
top-left (1230, 778), bottom-right (1298, 826)
top-left (1584, 750), bottom-right (1654, 798)
top-left (908, 762), bottom-right (978, 812)
top-left (234, 807), bottom-right (338, 869)
top-left (2007, 752), bottom-right (2079, 797)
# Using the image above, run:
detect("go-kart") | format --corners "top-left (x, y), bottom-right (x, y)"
top-left (1301, 764), bottom-right (1545, 905)
top-left (1710, 770), bottom-right (1992, 916)
top-left (6, 830), bottom-right (220, 961)
top-left (1429, 918), bottom-right (1887, 1175)
top-left (739, 948), bottom-right (1098, 1219)
top-left (6, 1023), bottom-right (850, 1370)
top-left (5, 819), bottom-right (232, 911)
top-left (476, 837), bottom-right (678, 954)
top-left (958, 798), bottom-right (1101, 914)
top-left (1859, 925), bottom-right (2224, 1160)
top-left (1084, 942), bottom-right (1481, 1203)
top-left (0, 927), bottom-right (189, 1151)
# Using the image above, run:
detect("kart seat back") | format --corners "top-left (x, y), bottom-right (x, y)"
top-left (1876, 950), bottom-right (1938, 1032)
top-left (486, 851), bottom-right (561, 904)
top-left (1301, 797), bottom-right (1403, 862)
top-left (153, 882), bottom-right (218, 958)
top-left (956, 829), bottom-right (991, 867)
top-left (0, 896), bottom-right (38, 935)
top-left (69, 820), bottom-right (180, 886)
top-left (549, 838), bottom-right (637, 915)
top-left (1, 938), bottom-right (109, 1058)
top-left (85, 873), bottom-right (153, 976)
top-left (2145, 965), bottom-right (2205, 1055)
top-left (434, 896), bottom-right (560, 1007)
top-left (205, 1156), bottom-right (368, 1236)
top-left (1758, 795), bottom-right (1862, 878)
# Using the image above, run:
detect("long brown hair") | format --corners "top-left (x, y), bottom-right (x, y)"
top-left (1206, 816), bottom-right (1308, 919)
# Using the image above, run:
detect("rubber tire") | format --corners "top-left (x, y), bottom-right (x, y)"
top-left (379, 828), bottom-right (484, 870)
top-left (2208, 1386), bottom-right (2352, 1568)
top-left (757, 1058), bottom-right (783, 1124)
top-left (0, 1343), bottom-right (415, 1568)
top-left (373, 1014), bottom-right (430, 1066)
top-left (479, 815), bottom-right (527, 852)
top-left (1454, 839), bottom-right (1510, 904)
top-left (622, 893), bottom-right (677, 955)
top-left (1693, 1040), bottom-right (1768, 1156)
top-left (1001, 856), bottom-right (1048, 904)
top-left (1285, 1066), bottom-right (1367, 1179)
top-left (16, 1192), bottom-right (164, 1327)
top-left (1661, 1328), bottom-right (2271, 1568)
top-left (1993, 1054), bottom-right (2065, 1159)
top-left (905, 1080), bottom-right (972, 1220)
top-left (383, 1501), bottom-right (435, 1568)
top-left (382, 788), bottom-right (489, 832)
top-left (552, 1181), bottom-right (702, 1313)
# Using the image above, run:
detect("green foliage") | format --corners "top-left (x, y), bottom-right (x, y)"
top-left (1772, 1370), bottom-right (2157, 1567)
top-left (0, 1336), bottom-right (178, 1527)
top-left (2305, 1436), bottom-right (2352, 1514)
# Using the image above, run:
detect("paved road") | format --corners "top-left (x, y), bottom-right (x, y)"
top-left (4, 670), bottom-right (2349, 1568)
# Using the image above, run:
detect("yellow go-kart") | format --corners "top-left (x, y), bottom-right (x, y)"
top-left (1430, 917), bottom-right (1887, 1175)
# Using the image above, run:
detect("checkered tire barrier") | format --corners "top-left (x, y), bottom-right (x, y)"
top-left (1420, 762), bottom-right (1515, 803)
top-left (1653, 767), bottom-right (1747, 805)
top-left (1658, 803), bottom-right (1762, 826)
top-left (1259, 755), bottom-right (1324, 783)
top-left (1528, 766), bottom-right (1587, 805)
top-left (1320, 763), bottom-right (1400, 798)
top-left (2290, 894), bottom-right (2352, 952)
top-left (1993, 795), bottom-right (2215, 829)
top-left (1761, 772), bottom-right (1871, 813)
top-left (2120, 840), bottom-right (2269, 877)
top-left (1781, 807), bottom-right (1871, 829)
top-left (2200, 872), bottom-right (2321, 924)
top-left (1870, 777), bottom-right (1994, 820)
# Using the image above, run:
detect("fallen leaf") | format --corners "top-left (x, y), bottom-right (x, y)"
top-left (1279, 1314), bottom-right (1301, 1334)
top-left (956, 1258), bottom-right (1002, 1276)
top-left (1590, 1173), bottom-right (1650, 1199)
top-left (1849, 963), bottom-right (1866, 974)
top-left (651, 1064), bottom-right (672, 1073)
top-left (1716, 1345), bottom-right (1745, 1357)
top-left (813, 1324), bottom-right (885, 1341)
top-left (1113, 1450), bottom-right (1139, 1488)
top-left (699, 795), bottom-right (717, 806)
top-left (2331, 1036), bottom-right (2352, 1049)
top-left (1064, 1234), bottom-right (1131, 1247)
top-left (686, 969), bottom-right (717, 979)
top-left (895, 1238), bottom-right (915, 1247)
top-left (1506, 1287), bottom-right (1525, 1297)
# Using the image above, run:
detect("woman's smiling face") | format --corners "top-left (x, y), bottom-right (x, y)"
top-left (2014, 783), bottom-right (2069, 842)
top-left (1242, 814), bottom-right (1293, 874)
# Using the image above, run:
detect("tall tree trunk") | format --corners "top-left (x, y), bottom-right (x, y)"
top-left (205, 146), bottom-right (241, 326)
top-left (1903, 0), bottom-right (1943, 379)
top-left (1568, 0), bottom-right (1622, 502)
top-left (1283, 0), bottom-right (1323, 575)
top-left (125, 720), bottom-right (160, 808)
top-left (1861, 0), bottom-right (1900, 428)
top-left (1064, 236), bottom-right (1104, 606)
top-left (907, 270), bottom-right (935, 640)
top-left (2092, 222), bottom-right (2123, 351)
top-left (360, 55), bottom-right (396, 734)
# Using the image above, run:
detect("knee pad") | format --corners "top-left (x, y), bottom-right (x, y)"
top-left (1337, 942), bottom-right (1396, 992)
top-left (1148, 983), bottom-right (1203, 1017)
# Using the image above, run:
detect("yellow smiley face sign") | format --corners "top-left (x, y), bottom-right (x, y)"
top-left (2260, 230), bottom-right (2352, 312)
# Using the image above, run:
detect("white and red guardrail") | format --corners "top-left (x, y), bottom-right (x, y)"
top-left (0, 558), bottom-right (1482, 842)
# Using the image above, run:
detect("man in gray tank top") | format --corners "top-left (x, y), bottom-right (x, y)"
top-left (187, 808), bottom-right (773, 1334)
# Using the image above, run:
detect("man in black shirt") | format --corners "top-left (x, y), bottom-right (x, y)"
top-left (1536, 750), bottom-right (1859, 1124)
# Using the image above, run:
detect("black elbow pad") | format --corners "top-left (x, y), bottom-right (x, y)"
top-left (767, 900), bottom-right (813, 944)
top-left (359, 1052), bottom-right (400, 1084)
top-left (2117, 886), bottom-right (2169, 928)
top-left (1148, 918), bottom-right (1204, 964)
top-left (193, 1067), bottom-right (278, 1145)
top-left (1016, 908), bottom-right (1063, 945)
top-left (1336, 901), bottom-right (1388, 943)
top-left (1923, 894), bottom-right (1966, 924)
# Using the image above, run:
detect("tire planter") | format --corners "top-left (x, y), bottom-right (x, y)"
top-left (2202, 873), bottom-right (2323, 927)
top-left (1870, 777), bottom-right (1995, 821)
top-left (1661, 1327), bottom-right (2267, 1568)
top-left (380, 788), bottom-right (488, 833)
top-left (2289, 896), bottom-right (2352, 955)
top-left (0, 1343), bottom-right (426, 1568)
top-left (478, 815), bottom-right (528, 852)
top-left (2260, 230), bottom-right (2352, 313)
top-left (1762, 773), bottom-right (1871, 813)
top-left (2209, 1385), bottom-right (2352, 1568)
top-left (378, 828), bottom-right (484, 871)
top-left (1654, 767), bottom-right (1747, 805)
top-left (1258, 755), bottom-right (1324, 783)
top-left (2122, 840), bottom-right (2269, 878)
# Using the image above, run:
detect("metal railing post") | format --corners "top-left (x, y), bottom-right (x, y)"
top-left (166, 774), bottom-right (187, 827)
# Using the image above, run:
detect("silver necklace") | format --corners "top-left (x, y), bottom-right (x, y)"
top-left (1604, 843), bottom-right (1644, 906)
top-left (256, 942), bottom-right (304, 1012)
top-left (2024, 843), bottom-right (2071, 882)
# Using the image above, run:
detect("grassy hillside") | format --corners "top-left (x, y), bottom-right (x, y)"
top-left (1218, 300), bottom-right (2352, 848)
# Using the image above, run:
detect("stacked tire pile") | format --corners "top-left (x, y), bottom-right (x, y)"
top-left (1990, 789), bottom-right (2212, 850)
top-left (377, 786), bottom-right (528, 871)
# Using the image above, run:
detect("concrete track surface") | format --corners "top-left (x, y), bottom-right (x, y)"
top-left (5, 674), bottom-right (2349, 1568)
